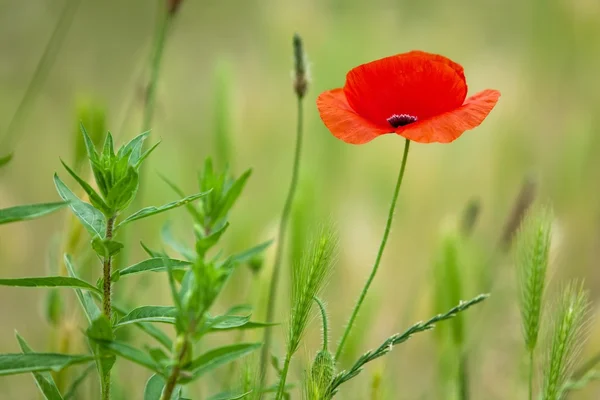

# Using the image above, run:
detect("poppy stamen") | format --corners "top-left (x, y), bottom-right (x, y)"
top-left (387, 114), bottom-right (418, 128)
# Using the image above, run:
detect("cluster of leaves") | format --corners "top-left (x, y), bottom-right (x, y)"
top-left (0, 129), bottom-right (270, 400)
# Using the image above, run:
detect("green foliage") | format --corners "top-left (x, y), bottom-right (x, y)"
top-left (542, 281), bottom-right (591, 400)
top-left (94, 340), bottom-right (162, 373)
top-left (207, 391), bottom-right (252, 400)
top-left (116, 257), bottom-right (192, 277)
top-left (144, 374), bottom-right (166, 400)
top-left (15, 333), bottom-right (64, 400)
top-left (184, 343), bottom-right (262, 382)
top-left (91, 236), bottom-right (124, 258)
top-left (515, 205), bottom-right (553, 352)
top-left (0, 353), bottom-right (94, 376)
top-left (54, 174), bottom-right (106, 237)
top-left (0, 202), bottom-right (67, 225)
top-left (0, 276), bottom-right (100, 293)
top-left (116, 191), bottom-right (209, 230)
top-left (115, 306), bottom-right (178, 327)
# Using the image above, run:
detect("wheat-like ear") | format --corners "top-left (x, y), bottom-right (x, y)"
top-left (514, 204), bottom-right (553, 352)
top-left (288, 226), bottom-right (337, 355)
top-left (542, 280), bottom-right (592, 400)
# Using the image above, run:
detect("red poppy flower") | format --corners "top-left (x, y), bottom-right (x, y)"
top-left (317, 51), bottom-right (500, 144)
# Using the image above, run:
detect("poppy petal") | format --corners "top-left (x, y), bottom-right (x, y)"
top-left (343, 51), bottom-right (468, 127)
top-left (395, 89), bottom-right (501, 143)
top-left (317, 88), bottom-right (390, 145)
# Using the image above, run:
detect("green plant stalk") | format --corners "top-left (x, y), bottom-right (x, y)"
top-left (161, 333), bottom-right (190, 400)
top-left (315, 296), bottom-right (329, 351)
top-left (335, 138), bottom-right (411, 360)
top-left (275, 354), bottom-right (292, 400)
top-left (102, 216), bottom-right (116, 319)
top-left (101, 215), bottom-right (116, 400)
top-left (0, 0), bottom-right (81, 152)
top-left (260, 96), bottom-right (304, 380)
top-left (528, 349), bottom-right (534, 400)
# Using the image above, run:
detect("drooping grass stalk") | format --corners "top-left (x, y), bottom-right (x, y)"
top-left (514, 205), bottom-right (553, 400)
top-left (335, 138), bottom-right (411, 361)
top-left (260, 33), bottom-right (308, 384)
top-left (0, 0), bottom-right (81, 153)
top-left (541, 281), bottom-right (591, 400)
top-left (327, 294), bottom-right (488, 397)
top-left (275, 228), bottom-right (337, 400)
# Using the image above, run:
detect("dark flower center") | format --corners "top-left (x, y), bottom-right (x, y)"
top-left (387, 114), bottom-right (418, 128)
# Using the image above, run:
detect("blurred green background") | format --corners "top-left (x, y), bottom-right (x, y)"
top-left (1, 0), bottom-right (600, 398)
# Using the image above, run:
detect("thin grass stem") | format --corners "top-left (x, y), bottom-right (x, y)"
top-left (259, 96), bottom-right (304, 382)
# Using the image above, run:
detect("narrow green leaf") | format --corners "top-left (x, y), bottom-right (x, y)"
top-left (15, 332), bottom-right (64, 400)
top-left (231, 240), bottom-right (273, 265)
top-left (207, 391), bottom-right (251, 400)
top-left (94, 340), bottom-right (161, 374)
top-left (115, 306), bottom-right (177, 328)
top-left (0, 202), bottom-right (67, 225)
top-left (135, 140), bottom-right (161, 168)
top-left (54, 174), bottom-right (106, 238)
top-left (118, 258), bottom-right (192, 277)
top-left (118, 131), bottom-right (150, 164)
top-left (113, 304), bottom-right (172, 349)
top-left (64, 255), bottom-right (101, 323)
top-left (207, 315), bottom-right (251, 330)
top-left (60, 159), bottom-right (110, 215)
top-left (144, 374), bottom-right (166, 400)
top-left (0, 152), bottom-right (13, 168)
top-left (210, 321), bottom-right (276, 332)
top-left (116, 191), bottom-right (210, 229)
top-left (80, 123), bottom-right (99, 161)
top-left (213, 169), bottom-right (251, 222)
top-left (159, 174), bottom-right (203, 222)
top-left (0, 276), bottom-right (100, 294)
top-left (101, 132), bottom-right (115, 159)
top-left (0, 353), bottom-right (94, 376)
top-left (185, 343), bottom-right (261, 381)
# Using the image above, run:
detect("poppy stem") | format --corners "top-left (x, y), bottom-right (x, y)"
top-left (259, 96), bottom-right (305, 384)
top-left (335, 138), bottom-right (411, 361)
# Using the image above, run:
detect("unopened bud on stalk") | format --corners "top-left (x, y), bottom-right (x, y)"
top-left (307, 349), bottom-right (335, 399)
top-left (293, 33), bottom-right (308, 99)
